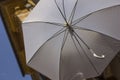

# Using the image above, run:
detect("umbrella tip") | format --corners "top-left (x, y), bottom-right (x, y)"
top-left (64, 22), bottom-right (69, 27)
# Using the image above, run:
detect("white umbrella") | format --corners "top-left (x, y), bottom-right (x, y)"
top-left (22, 0), bottom-right (120, 80)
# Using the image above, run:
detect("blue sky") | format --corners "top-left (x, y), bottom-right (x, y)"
top-left (0, 16), bottom-right (32, 80)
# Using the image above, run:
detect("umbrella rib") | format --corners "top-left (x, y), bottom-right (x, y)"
top-left (73, 31), bottom-right (90, 49)
top-left (73, 26), bottom-right (102, 35)
top-left (23, 21), bottom-right (64, 27)
top-left (60, 30), bottom-right (69, 54)
top-left (72, 32), bottom-right (99, 75)
top-left (54, 0), bottom-right (67, 23)
top-left (68, 0), bottom-right (78, 24)
top-left (73, 26), bottom-right (94, 31)
top-left (71, 13), bottom-right (92, 26)
top-left (28, 28), bottom-right (67, 64)
top-left (73, 31), bottom-right (105, 59)
top-left (70, 33), bottom-right (84, 58)
top-left (47, 28), bottom-right (67, 41)
top-left (62, 0), bottom-right (67, 19)
top-left (41, 21), bottom-right (65, 27)
top-left (59, 29), bottom-right (69, 80)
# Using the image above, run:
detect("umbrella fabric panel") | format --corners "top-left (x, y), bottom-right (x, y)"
top-left (49, 0), bottom-right (120, 23)
top-left (23, 0), bottom-right (120, 24)
top-left (28, 31), bottom-right (65, 80)
top-left (75, 6), bottom-right (120, 40)
top-left (74, 29), bottom-right (120, 76)
top-left (73, 0), bottom-right (120, 21)
top-left (60, 32), bottom-right (98, 80)
top-left (23, 0), bottom-right (65, 24)
top-left (22, 22), bottom-right (63, 62)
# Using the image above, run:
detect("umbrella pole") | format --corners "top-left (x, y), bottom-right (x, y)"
top-left (71, 31), bottom-right (99, 74)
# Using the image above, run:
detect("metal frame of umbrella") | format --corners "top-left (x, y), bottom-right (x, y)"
top-left (22, 0), bottom-right (120, 80)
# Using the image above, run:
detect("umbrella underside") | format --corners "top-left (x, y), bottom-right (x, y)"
top-left (22, 0), bottom-right (120, 80)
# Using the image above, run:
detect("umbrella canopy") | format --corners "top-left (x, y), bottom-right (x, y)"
top-left (22, 0), bottom-right (120, 80)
